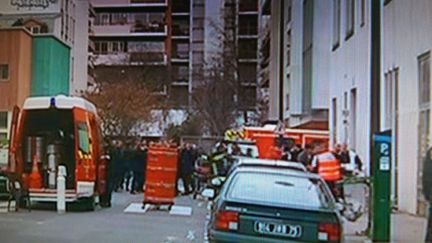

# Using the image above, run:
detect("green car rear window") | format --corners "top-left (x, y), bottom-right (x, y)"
top-left (227, 172), bottom-right (330, 209)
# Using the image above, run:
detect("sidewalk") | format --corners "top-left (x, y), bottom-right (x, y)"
top-left (345, 212), bottom-right (427, 242)
top-left (343, 184), bottom-right (427, 242)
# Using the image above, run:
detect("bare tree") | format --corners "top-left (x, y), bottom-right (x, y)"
top-left (193, 65), bottom-right (237, 136)
top-left (81, 66), bottom-right (167, 140)
top-left (192, 1), bottom-right (259, 135)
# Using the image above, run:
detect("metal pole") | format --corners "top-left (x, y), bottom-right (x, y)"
top-left (278, 0), bottom-right (285, 121)
top-left (368, 0), bottom-right (382, 237)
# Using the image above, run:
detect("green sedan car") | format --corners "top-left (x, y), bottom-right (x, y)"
top-left (207, 167), bottom-right (343, 243)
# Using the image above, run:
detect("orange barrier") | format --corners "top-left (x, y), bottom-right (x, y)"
top-left (144, 145), bottom-right (179, 205)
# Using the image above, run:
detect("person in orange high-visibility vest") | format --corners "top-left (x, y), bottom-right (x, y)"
top-left (311, 142), bottom-right (343, 199)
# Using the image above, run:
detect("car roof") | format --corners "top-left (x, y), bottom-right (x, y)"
top-left (232, 166), bottom-right (320, 180)
top-left (232, 156), bottom-right (307, 171)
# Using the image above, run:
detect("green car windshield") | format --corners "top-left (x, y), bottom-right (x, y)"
top-left (226, 172), bottom-right (332, 210)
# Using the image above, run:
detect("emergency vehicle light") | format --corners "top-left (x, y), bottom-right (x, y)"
top-left (50, 97), bottom-right (56, 108)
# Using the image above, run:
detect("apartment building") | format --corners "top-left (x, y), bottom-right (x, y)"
top-left (0, 0), bottom-right (93, 94)
top-left (90, 0), bottom-right (205, 110)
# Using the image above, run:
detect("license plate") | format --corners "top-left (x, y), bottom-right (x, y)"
top-left (254, 221), bottom-right (302, 238)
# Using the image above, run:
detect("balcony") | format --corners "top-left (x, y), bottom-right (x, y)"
top-left (94, 52), bottom-right (168, 66)
top-left (91, 0), bottom-right (167, 8)
top-left (93, 24), bottom-right (167, 37)
top-left (171, 50), bottom-right (190, 62)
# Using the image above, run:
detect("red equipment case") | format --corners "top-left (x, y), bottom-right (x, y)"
top-left (143, 145), bottom-right (179, 207)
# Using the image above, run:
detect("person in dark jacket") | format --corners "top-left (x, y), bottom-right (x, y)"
top-left (123, 142), bottom-right (136, 192)
top-left (423, 147), bottom-right (432, 242)
top-left (131, 140), bottom-right (147, 194)
top-left (180, 143), bottom-right (197, 195)
top-left (100, 143), bottom-right (114, 207)
top-left (112, 140), bottom-right (125, 192)
top-left (297, 144), bottom-right (313, 167)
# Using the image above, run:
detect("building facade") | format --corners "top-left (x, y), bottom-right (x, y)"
top-left (263, 0), bottom-right (330, 129)
top-left (0, 28), bottom-right (33, 144)
top-left (0, 0), bottom-right (93, 94)
top-left (90, 0), bottom-right (205, 109)
top-left (263, 0), bottom-right (371, 172)
top-left (382, 0), bottom-right (432, 216)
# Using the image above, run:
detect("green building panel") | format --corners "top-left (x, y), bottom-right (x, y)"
top-left (31, 35), bottom-right (71, 96)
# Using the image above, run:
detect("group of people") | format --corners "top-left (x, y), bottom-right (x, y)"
top-left (109, 139), bottom-right (148, 195)
top-left (277, 139), bottom-right (363, 199)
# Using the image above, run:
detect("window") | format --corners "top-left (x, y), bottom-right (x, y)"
top-left (287, 29), bottom-right (291, 66)
top-left (332, 98), bottom-right (338, 143)
top-left (111, 42), bottom-right (119, 52)
top-left (102, 13), bottom-right (110, 25)
top-left (332, 0), bottom-right (341, 50)
top-left (172, 41), bottom-right (189, 58)
top-left (100, 42), bottom-right (108, 54)
top-left (285, 75), bottom-right (290, 111)
top-left (78, 123), bottom-right (90, 154)
top-left (0, 112), bottom-right (7, 129)
top-left (350, 88), bottom-right (357, 149)
top-left (287, 4), bottom-right (292, 23)
top-left (239, 64), bottom-right (256, 84)
top-left (238, 15), bottom-right (257, 36)
top-left (360, 0), bottom-right (366, 27)
top-left (345, 0), bottom-right (354, 39)
top-left (238, 39), bottom-right (257, 59)
top-left (29, 26), bottom-right (41, 34)
top-left (419, 52), bottom-right (430, 106)
top-left (0, 132), bottom-right (6, 141)
top-left (227, 172), bottom-right (330, 209)
top-left (418, 53), bottom-right (431, 210)
top-left (172, 65), bottom-right (189, 82)
top-left (239, 0), bottom-right (258, 12)
top-left (0, 65), bottom-right (9, 80)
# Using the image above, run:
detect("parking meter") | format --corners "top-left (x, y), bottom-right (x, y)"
top-left (372, 131), bottom-right (391, 242)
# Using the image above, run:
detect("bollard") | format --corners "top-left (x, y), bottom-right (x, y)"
top-left (57, 165), bottom-right (67, 214)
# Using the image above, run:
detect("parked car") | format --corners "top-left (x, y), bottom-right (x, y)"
top-left (206, 167), bottom-right (343, 243)
top-left (228, 156), bottom-right (307, 175)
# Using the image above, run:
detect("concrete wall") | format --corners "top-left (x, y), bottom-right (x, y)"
top-left (382, 0), bottom-right (432, 215)
top-left (268, 0), bottom-right (284, 120)
top-left (287, 0), bottom-right (303, 118)
top-left (311, 0), bottom-right (331, 110)
top-left (329, 0), bottom-right (371, 173)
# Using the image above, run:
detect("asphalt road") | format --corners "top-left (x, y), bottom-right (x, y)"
top-left (0, 192), bottom-right (207, 243)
